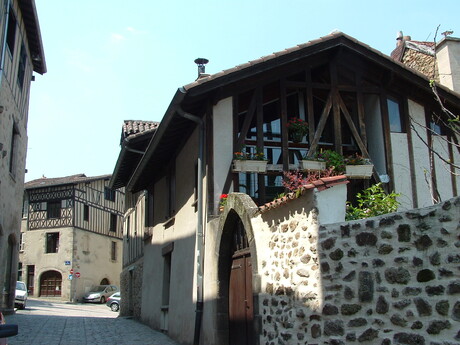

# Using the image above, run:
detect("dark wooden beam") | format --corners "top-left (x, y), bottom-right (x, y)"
top-left (235, 91), bottom-right (257, 150)
top-left (280, 79), bottom-right (289, 171)
top-left (356, 73), bottom-right (367, 147)
top-left (330, 59), bottom-right (342, 154)
top-left (256, 87), bottom-right (266, 203)
top-left (307, 92), bottom-right (333, 157)
top-left (402, 98), bottom-right (418, 208)
top-left (379, 92), bottom-right (395, 193)
top-left (306, 68), bottom-right (315, 144)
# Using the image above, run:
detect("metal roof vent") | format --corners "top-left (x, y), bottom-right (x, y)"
top-left (194, 58), bottom-right (209, 79)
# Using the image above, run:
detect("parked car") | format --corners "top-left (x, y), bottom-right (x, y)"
top-left (106, 292), bottom-right (121, 312)
top-left (14, 281), bottom-right (28, 310)
top-left (83, 285), bottom-right (118, 303)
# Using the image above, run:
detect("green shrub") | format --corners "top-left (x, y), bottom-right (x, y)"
top-left (346, 183), bottom-right (400, 220)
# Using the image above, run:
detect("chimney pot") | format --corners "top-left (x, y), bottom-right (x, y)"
top-left (194, 58), bottom-right (209, 78)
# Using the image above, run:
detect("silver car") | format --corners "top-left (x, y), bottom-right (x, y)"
top-left (14, 281), bottom-right (28, 310)
top-left (83, 285), bottom-right (118, 304)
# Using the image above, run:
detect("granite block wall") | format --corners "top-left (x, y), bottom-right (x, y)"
top-left (259, 197), bottom-right (460, 345)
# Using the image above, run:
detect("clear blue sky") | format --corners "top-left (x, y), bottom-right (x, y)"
top-left (25, 0), bottom-right (460, 182)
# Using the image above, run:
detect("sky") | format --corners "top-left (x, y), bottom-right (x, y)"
top-left (25, 0), bottom-right (460, 182)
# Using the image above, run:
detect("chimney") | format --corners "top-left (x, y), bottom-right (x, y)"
top-left (396, 31), bottom-right (403, 46)
top-left (194, 58), bottom-right (209, 79)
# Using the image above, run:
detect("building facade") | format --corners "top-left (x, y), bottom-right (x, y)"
top-left (111, 32), bottom-right (460, 344)
top-left (20, 174), bottom-right (124, 302)
top-left (0, 0), bottom-right (46, 313)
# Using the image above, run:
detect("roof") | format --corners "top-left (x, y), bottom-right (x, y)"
top-left (25, 173), bottom-right (112, 190)
top-left (390, 38), bottom-right (436, 79)
top-left (18, 0), bottom-right (46, 74)
top-left (258, 175), bottom-right (349, 214)
top-left (110, 120), bottom-right (160, 189)
top-left (127, 31), bottom-right (460, 192)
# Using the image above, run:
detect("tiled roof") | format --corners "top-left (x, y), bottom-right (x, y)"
top-left (25, 173), bottom-right (112, 189)
top-left (258, 175), bottom-right (349, 214)
top-left (122, 120), bottom-right (159, 142)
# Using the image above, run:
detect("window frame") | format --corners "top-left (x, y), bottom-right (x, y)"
top-left (45, 232), bottom-right (59, 253)
top-left (46, 200), bottom-right (61, 219)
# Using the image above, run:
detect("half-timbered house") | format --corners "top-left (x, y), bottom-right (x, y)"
top-left (19, 174), bottom-right (124, 302)
top-left (111, 32), bottom-right (460, 344)
top-left (0, 0), bottom-right (46, 313)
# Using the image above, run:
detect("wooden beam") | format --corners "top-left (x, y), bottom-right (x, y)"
top-left (307, 92), bottom-right (333, 158)
top-left (330, 60), bottom-right (342, 154)
top-left (379, 93), bottom-right (395, 193)
top-left (256, 87), bottom-right (266, 203)
top-left (235, 91), bottom-right (257, 150)
top-left (402, 98), bottom-right (418, 208)
top-left (306, 68), bottom-right (315, 145)
top-left (280, 79), bottom-right (289, 171)
top-left (356, 73), bottom-right (367, 147)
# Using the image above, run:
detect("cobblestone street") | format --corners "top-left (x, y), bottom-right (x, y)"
top-left (3, 298), bottom-right (180, 345)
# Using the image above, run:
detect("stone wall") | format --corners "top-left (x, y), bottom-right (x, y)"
top-left (259, 196), bottom-right (460, 345)
top-left (120, 259), bottom-right (143, 319)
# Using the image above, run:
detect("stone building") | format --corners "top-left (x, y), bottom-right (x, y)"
top-left (111, 32), bottom-right (460, 344)
top-left (19, 174), bottom-right (124, 302)
top-left (0, 0), bottom-right (46, 313)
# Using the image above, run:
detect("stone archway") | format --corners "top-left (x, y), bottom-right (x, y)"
top-left (100, 278), bottom-right (110, 285)
top-left (215, 193), bottom-right (260, 345)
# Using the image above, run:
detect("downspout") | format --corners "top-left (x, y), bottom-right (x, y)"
top-left (0, 0), bottom-right (10, 88)
top-left (176, 107), bottom-right (205, 345)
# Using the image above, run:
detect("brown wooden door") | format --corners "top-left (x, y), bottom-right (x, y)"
top-left (40, 270), bottom-right (62, 297)
top-left (229, 251), bottom-right (253, 345)
top-left (27, 265), bottom-right (35, 296)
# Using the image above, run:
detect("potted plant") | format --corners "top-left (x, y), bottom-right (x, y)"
top-left (287, 117), bottom-right (309, 143)
top-left (232, 147), bottom-right (268, 173)
top-left (344, 153), bottom-right (374, 178)
top-left (219, 194), bottom-right (228, 212)
top-left (318, 150), bottom-right (346, 174)
top-left (300, 151), bottom-right (326, 171)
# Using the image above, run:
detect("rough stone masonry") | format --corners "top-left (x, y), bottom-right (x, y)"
top-left (259, 196), bottom-right (460, 345)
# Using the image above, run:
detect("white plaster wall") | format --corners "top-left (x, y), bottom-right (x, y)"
top-left (364, 94), bottom-right (387, 175)
top-left (73, 229), bottom-right (122, 301)
top-left (432, 135), bottom-right (454, 201)
top-left (315, 184), bottom-right (347, 224)
top-left (390, 133), bottom-right (413, 210)
top-left (141, 127), bottom-right (200, 344)
top-left (409, 99), bottom-right (433, 207)
top-left (212, 97), bottom-right (234, 205)
top-left (437, 40), bottom-right (460, 92)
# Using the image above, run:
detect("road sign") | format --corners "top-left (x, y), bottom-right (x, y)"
top-left (65, 261), bottom-right (71, 265)
top-left (68, 274), bottom-right (73, 280)
top-left (75, 272), bottom-right (80, 278)
top-left (70, 269), bottom-right (74, 274)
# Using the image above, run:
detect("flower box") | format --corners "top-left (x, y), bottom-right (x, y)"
top-left (345, 164), bottom-right (374, 179)
top-left (300, 160), bottom-right (326, 171)
top-left (232, 160), bottom-right (268, 173)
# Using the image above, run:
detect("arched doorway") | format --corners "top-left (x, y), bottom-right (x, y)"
top-left (100, 278), bottom-right (110, 285)
top-left (40, 270), bottom-right (62, 297)
top-left (228, 216), bottom-right (254, 345)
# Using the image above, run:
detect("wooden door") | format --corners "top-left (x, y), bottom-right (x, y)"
top-left (27, 265), bottom-right (35, 295)
top-left (229, 251), bottom-right (253, 345)
top-left (40, 270), bottom-right (62, 297)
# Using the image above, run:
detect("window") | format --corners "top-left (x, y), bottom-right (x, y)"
top-left (387, 97), bottom-right (405, 133)
top-left (9, 122), bottom-right (19, 175)
top-left (17, 262), bottom-right (23, 281)
top-left (19, 233), bottom-right (24, 251)
top-left (111, 241), bottom-right (117, 261)
top-left (47, 201), bottom-right (61, 219)
top-left (104, 187), bottom-right (116, 202)
top-left (17, 43), bottom-right (26, 89)
top-left (6, 8), bottom-right (16, 54)
top-left (83, 205), bottom-right (89, 221)
top-left (109, 213), bottom-right (117, 232)
top-left (126, 215), bottom-right (130, 241)
top-left (46, 232), bottom-right (59, 253)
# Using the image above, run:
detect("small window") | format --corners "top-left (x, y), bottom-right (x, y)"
top-left (387, 97), bottom-right (405, 133)
top-left (109, 213), bottom-right (117, 232)
top-left (19, 233), bottom-right (25, 252)
top-left (46, 232), bottom-right (59, 253)
top-left (111, 241), bottom-right (117, 261)
top-left (17, 43), bottom-right (26, 89)
top-left (9, 122), bottom-right (20, 175)
top-left (47, 201), bottom-right (61, 219)
top-left (166, 164), bottom-right (176, 218)
top-left (104, 187), bottom-right (116, 202)
top-left (83, 205), bottom-right (89, 221)
top-left (6, 9), bottom-right (16, 54)
top-left (430, 120), bottom-right (444, 135)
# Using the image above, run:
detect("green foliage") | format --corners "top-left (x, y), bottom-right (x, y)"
top-left (346, 183), bottom-right (400, 221)
top-left (321, 150), bottom-right (345, 173)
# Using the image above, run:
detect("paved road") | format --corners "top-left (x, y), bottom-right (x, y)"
top-left (3, 298), bottom-right (180, 345)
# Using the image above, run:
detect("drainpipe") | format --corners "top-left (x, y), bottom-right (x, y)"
top-left (176, 107), bottom-right (205, 345)
top-left (0, 0), bottom-right (10, 88)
